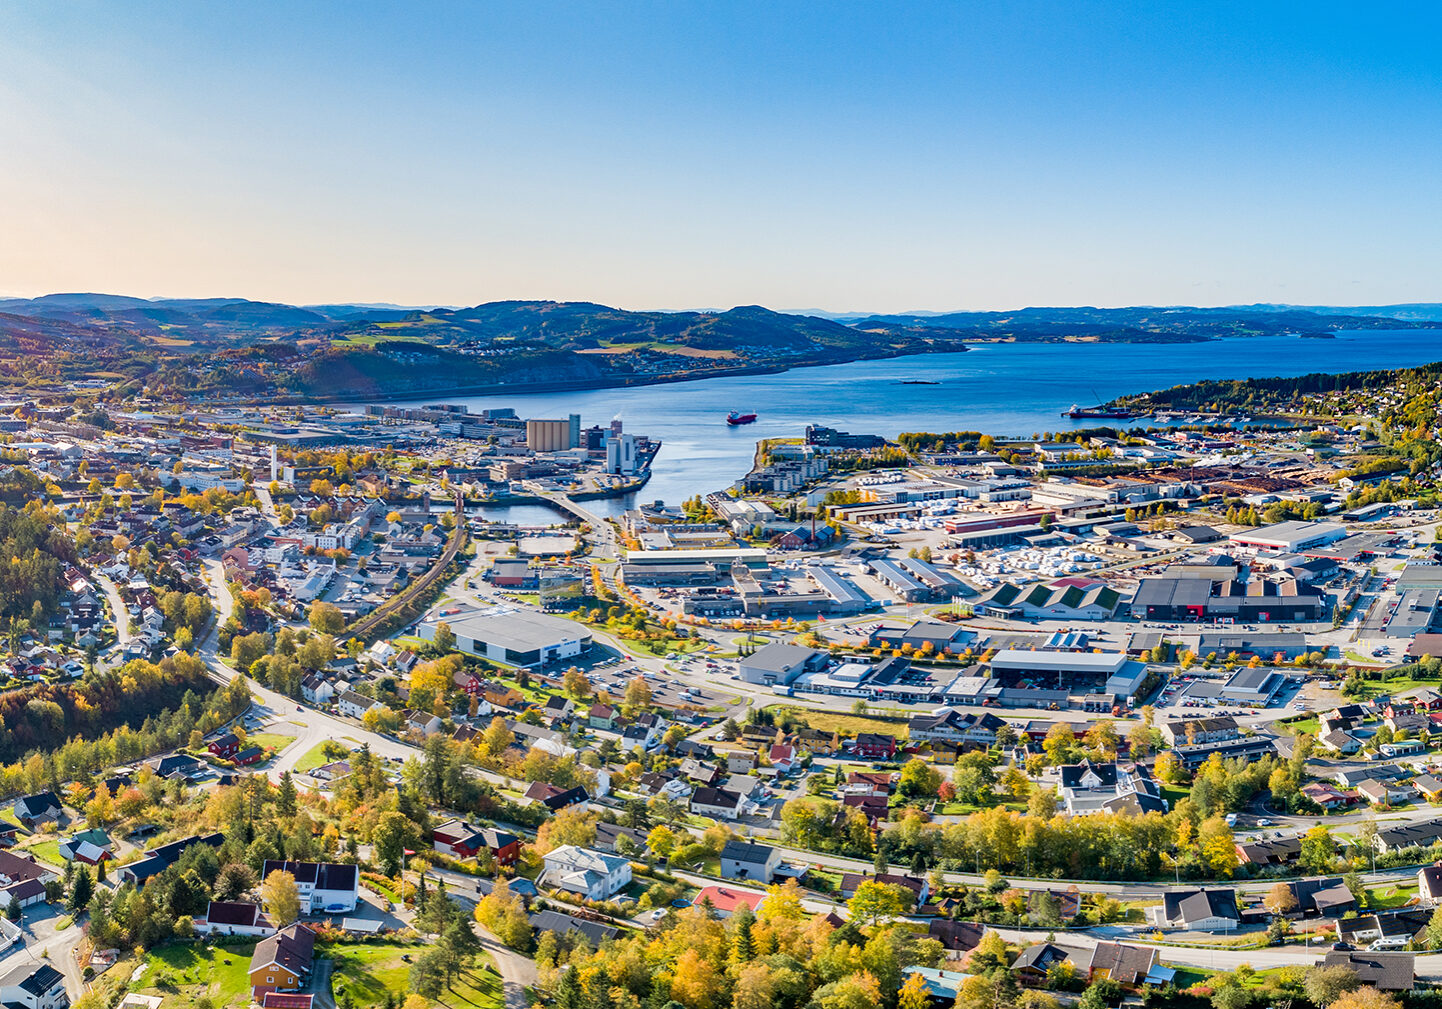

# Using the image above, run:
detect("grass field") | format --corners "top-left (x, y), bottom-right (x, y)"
top-left (1278, 716), bottom-right (1320, 735)
top-left (765, 704), bottom-right (910, 739)
top-left (248, 732), bottom-right (296, 753)
top-left (1366, 882), bottom-right (1418, 909)
top-left (135, 940), bottom-right (256, 1008)
top-left (19, 839), bottom-right (63, 867)
top-left (328, 941), bottom-right (425, 1004)
top-left (1348, 673), bottom-right (1440, 700)
top-left (433, 965), bottom-right (506, 1009)
top-left (295, 742), bottom-right (337, 772)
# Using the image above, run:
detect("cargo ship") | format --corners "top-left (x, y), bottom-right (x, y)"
top-left (726, 411), bottom-right (758, 425)
top-left (1062, 389), bottom-right (1139, 420)
top-left (1063, 404), bottom-right (1139, 420)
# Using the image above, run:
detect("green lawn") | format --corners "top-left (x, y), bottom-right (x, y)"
top-left (1161, 784), bottom-right (1191, 808)
top-left (327, 941), bottom-right (423, 1005)
top-left (295, 740), bottom-right (348, 772)
top-left (1366, 882), bottom-right (1418, 909)
top-left (19, 840), bottom-right (63, 867)
top-left (763, 704), bottom-right (911, 739)
top-left (248, 732), bottom-right (297, 752)
top-left (434, 963), bottom-right (506, 1009)
top-left (135, 940), bottom-right (256, 1008)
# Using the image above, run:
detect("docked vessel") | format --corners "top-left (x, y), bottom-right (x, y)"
top-left (1063, 404), bottom-right (1139, 419)
top-left (726, 411), bottom-right (758, 425)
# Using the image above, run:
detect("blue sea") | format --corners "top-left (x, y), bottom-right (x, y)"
top-left (371, 329), bottom-right (1442, 519)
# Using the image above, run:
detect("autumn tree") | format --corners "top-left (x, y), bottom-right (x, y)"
top-left (1263, 882), bottom-right (1298, 917)
top-left (261, 869), bottom-right (301, 925)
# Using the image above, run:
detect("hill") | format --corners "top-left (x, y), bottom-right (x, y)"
top-left (847, 305), bottom-right (1433, 342)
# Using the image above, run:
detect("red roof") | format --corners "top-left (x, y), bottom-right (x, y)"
top-left (262, 995), bottom-right (315, 1009)
top-left (694, 885), bottom-right (765, 915)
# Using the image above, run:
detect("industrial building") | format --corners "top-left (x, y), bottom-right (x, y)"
top-left (418, 604), bottom-right (592, 667)
top-left (737, 642), bottom-right (826, 686)
top-left (1228, 520), bottom-right (1347, 553)
top-left (526, 415), bottom-right (581, 452)
top-left (975, 580), bottom-right (1123, 621)
top-left (1130, 576), bottom-right (1327, 623)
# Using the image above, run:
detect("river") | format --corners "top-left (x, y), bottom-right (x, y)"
top-left (371, 329), bottom-right (1442, 518)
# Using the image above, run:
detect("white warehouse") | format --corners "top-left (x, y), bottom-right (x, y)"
top-left (418, 604), bottom-right (592, 667)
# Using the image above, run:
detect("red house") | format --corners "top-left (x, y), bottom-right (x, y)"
top-left (851, 732), bottom-right (897, 760)
top-left (209, 733), bottom-right (240, 759)
top-left (432, 820), bottom-right (521, 865)
top-left (235, 746), bottom-right (264, 766)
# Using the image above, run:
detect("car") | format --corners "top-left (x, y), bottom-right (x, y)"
top-left (648, 909), bottom-right (666, 921)
top-left (1256, 818), bottom-right (1274, 826)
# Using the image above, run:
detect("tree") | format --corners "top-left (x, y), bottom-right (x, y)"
top-left (309, 601), bottom-right (345, 635)
top-left (624, 676), bottom-right (653, 709)
top-left (276, 771), bottom-right (298, 819)
top-left (670, 948), bottom-right (721, 1009)
top-left (1211, 987), bottom-right (1252, 1009)
top-left (1263, 882), bottom-right (1298, 917)
top-left (215, 862), bottom-right (257, 902)
top-left (897, 758), bottom-right (942, 798)
top-left (433, 621), bottom-right (455, 654)
top-left (760, 878), bottom-right (805, 921)
top-left (67, 864), bottom-right (92, 914)
top-left (899, 972), bottom-right (931, 1009)
top-left (1198, 816), bottom-right (1239, 877)
top-left (372, 811), bottom-right (417, 876)
top-left (847, 881), bottom-right (913, 925)
top-left (261, 869), bottom-right (301, 926)
top-left (1331, 989), bottom-right (1402, 1009)
top-left (535, 808), bottom-right (598, 854)
top-left (1303, 965), bottom-right (1362, 1007)
top-left (1126, 721), bottom-right (1153, 758)
top-left (562, 667), bottom-right (591, 699)
top-left (647, 824), bottom-right (678, 858)
top-left (1300, 825), bottom-right (1337, 875)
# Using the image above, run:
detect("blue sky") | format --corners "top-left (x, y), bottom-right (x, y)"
top-left (1, 2), bottom-right (1439, 311)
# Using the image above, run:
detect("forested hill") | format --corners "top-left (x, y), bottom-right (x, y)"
top-left (847, 306), bottom-right (1434, 342)
top-left (1119, 360), bottom-right (1442, 416)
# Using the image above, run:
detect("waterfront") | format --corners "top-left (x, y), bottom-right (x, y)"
top-left (379, 329), bottom-right (1442, 516)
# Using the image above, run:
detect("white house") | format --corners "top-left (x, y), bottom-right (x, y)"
top-left (689, 787), bottom-right (744, 820)
top-left (0, 963), bottom-right (67, 1009)
top-left (301, 674), bottom-right (336, 706)
top-left (197, 900), bottom-right (276, 937)
top-left (261, 860), bottom-right (359, 914)
top-left (336, 690), bottom-right (382, 720)
top-left (541, 845), bottom-right (633, 902)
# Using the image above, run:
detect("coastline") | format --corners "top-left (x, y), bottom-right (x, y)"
top-left (315, 343), bottom-right (972, 407)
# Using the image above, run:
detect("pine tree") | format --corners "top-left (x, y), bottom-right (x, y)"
top-left (276, 771), bottom-right (297, 818)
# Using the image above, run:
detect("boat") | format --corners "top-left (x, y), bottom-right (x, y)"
top-left (899, 380), bottom-right (940, 385)
top-left (1063, 404), bottom-right (1138, 420)
top-left (1062, 388), bottom-right (1139, 420)
top-left (726, 411), bottom-right (758, 426)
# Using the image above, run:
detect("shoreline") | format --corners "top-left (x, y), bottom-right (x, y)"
top-left (317, 344), bottom-right (971, 407)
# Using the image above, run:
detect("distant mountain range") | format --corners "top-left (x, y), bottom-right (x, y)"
top-left (0, 292), bottom-right (1436, 401)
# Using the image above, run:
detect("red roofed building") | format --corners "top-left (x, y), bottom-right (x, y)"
top-left (694, 885), bottom-right (766, 919)
top-left (262, 995), bottom-right (315, 1009)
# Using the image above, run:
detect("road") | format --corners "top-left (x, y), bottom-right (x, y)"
top-left (986, 924), bottom-right (1442, 975)
top-left (0, 906), bottom-right (85, 1001)
top-left (475, 922), bottom-right (539, 1009)
top-left (93, 572), bottom-right (132, 646)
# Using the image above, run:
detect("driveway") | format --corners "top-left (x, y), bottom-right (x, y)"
top-left (474, 923), bottom-right (537, 1009)
top-left (309, 956), bottom-right (336, 1009)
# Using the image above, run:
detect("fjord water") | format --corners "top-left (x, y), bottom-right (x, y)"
top-left (388, 329), bottom-right (1442, 516)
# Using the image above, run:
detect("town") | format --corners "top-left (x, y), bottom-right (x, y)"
top-left (0, 365), bottom-right (1435, 1009)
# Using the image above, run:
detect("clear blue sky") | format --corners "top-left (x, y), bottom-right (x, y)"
top-left (1, 2), bottom-right (1439, 311)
